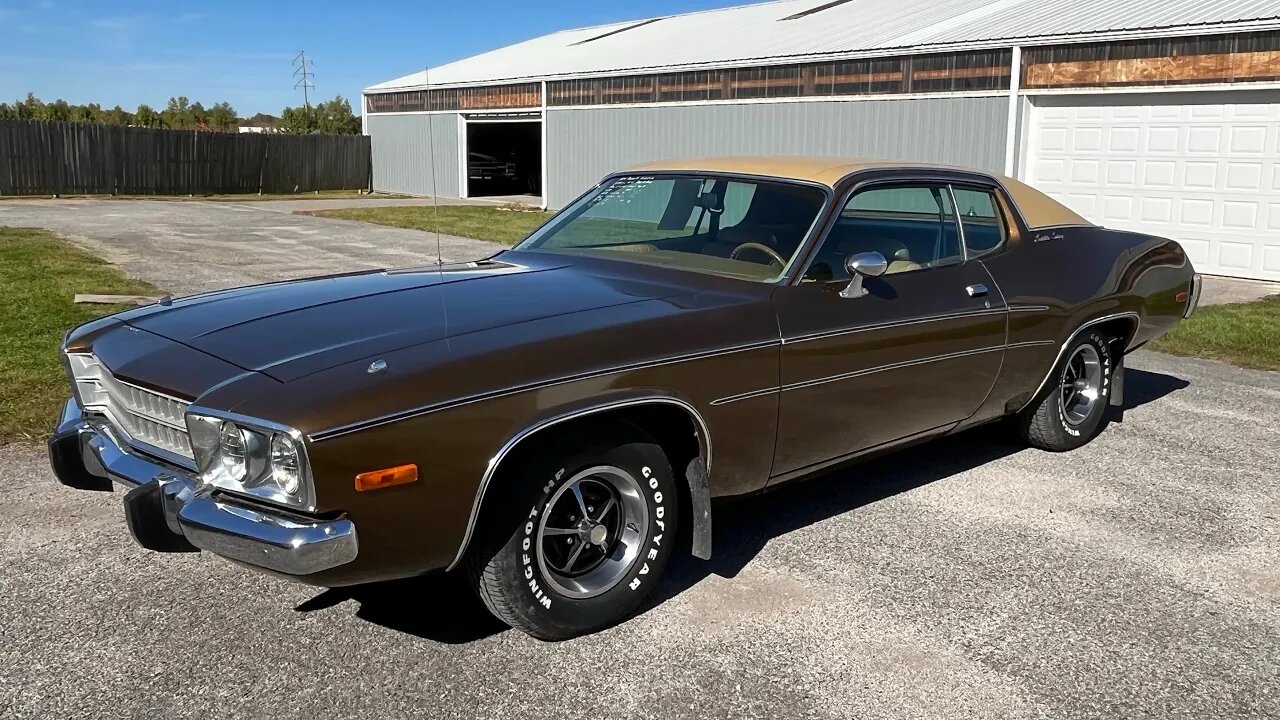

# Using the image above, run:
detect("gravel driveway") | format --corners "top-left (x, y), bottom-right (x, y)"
top-left (1, 351), bottom-right (1277, 719)
top-left (0, 198), bottom-right (503, 296)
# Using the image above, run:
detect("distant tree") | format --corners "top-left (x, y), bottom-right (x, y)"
top-left (104, 105), bottom-right (132, 126)
top-left (314, 95), bottom-right (360, 134)
top-left (207, 101), bottom-right (237, 132)
top-left (0, 94), bottom-right (245, 129)
top-left (17, 92), bottom-right (46, 120)
top-left (190, 100), bottom-right (208, 129)
top-left (163, 96), bottom-right (192, 128)
top-left (48, 99), bottom-right (71, 121)
top-left (278, 105), bottom-right (315, 134)
top-left (278, 95), bottom-right (360, 135)
top-left (134, 104), bottom-right (160, 128)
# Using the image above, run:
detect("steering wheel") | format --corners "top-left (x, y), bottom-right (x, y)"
top-left (729, 242), bottom-right (786, 268)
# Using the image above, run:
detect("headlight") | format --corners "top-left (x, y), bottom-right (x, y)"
top-left (186, 411), bottom-right (314, 511)
top-left (270, 433), bottom-right (302, 495)
top-left (218, 423), bottom-right (249, 480)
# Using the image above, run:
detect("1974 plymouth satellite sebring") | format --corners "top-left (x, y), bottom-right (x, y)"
top-left (49, 157), bottom-right (1200, 639)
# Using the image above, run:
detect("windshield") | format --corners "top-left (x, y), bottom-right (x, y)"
top-left (516, 174), bottom-right (828, 282)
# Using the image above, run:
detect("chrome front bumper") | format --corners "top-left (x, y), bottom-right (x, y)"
top-left (49, 400), bottom-right (357, 576)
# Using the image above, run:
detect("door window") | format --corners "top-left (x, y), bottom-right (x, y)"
top-left (805, 184), bottom-right (963, 281)
top-left (952, 186), bottom-right (1009, 258)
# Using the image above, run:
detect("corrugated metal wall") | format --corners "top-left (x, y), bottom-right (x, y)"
top-left (368, 113), bottom-right (459, 197)
top-left (545, 96), bottom-right (1008, 207)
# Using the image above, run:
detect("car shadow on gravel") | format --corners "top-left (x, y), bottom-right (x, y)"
top-left (643, 367), bottom-right (1190, 617)
top-left (295, 367), bottom-right (1189, 644)
top-left (295, 572), bottom-right (509, 644)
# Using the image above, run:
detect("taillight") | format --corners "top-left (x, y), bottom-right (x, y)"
top-left (1182, 275), bottom-right (1202, 319)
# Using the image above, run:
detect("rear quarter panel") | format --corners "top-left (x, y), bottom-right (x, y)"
top-left (978, 224), bottom-right (1193, 416)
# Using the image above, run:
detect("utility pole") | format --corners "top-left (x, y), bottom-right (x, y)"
top-left (292, 51), bottom-right (315, 110)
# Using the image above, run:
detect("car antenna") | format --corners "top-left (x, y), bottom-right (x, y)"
top-left (424, 66), bottom-right (449, 338)
top-left (424, 66), bottom-right (444, 270)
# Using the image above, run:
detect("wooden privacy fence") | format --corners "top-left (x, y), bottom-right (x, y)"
top-left (0, 120), bottom-right (371, 196)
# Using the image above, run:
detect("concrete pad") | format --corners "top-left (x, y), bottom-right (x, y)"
top-left (0, 198), bottom-right (506, 296)
top-left (1198, 275), bottom-right (1280, 306)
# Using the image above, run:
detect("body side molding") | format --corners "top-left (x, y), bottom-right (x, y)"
top-left (446, 396), bottom-right (713, 571)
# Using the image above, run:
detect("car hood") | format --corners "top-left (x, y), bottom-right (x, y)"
top-left (122, 254), bottom-right (688, 383)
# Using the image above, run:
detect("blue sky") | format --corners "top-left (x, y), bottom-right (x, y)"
top-left (0, 0), bottom-right (760, 117)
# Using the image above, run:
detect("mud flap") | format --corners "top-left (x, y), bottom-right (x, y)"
top-left (684, 458), bottom-right (712, 560)
top-left (1110, 353), bottom-right (1125, 407)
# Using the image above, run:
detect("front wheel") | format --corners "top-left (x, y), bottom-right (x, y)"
top-left (1016, 330), bottom-right (1114, 451)
top-left (467, 428), bottom-right (679, 640)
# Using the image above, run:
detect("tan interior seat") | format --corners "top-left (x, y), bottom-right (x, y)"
top-left (607, 243), bottom-right (658, 254)
top-left (837, 236), bottom-right (922, 274)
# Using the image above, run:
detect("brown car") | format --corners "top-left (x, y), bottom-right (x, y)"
top-left (49, 157), bottom-right (1200, 639)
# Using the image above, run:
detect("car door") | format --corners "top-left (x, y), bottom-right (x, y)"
top-left (770, 180), bottom-right (1007, 477)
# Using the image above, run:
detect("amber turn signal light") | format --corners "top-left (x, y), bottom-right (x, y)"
top-left (354, 464), bottom-right (418, 492)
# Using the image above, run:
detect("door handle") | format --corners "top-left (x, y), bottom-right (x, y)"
top-left (966, 284), bottom-right (989, 298)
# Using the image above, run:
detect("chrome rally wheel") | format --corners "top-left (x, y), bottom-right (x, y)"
top-left (1059, 344), bottom-right (1103, 427)
top-left (536, 465), bottom-right (648, 599)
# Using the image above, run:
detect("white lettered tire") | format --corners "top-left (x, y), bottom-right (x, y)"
top-left (1017, 330), bottom-right (1114, 451)
top-left (466, 426), bottom-right (679, 640)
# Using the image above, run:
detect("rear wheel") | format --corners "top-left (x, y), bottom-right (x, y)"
top-left (1017, 330), bottom-right (1114, 451)
top-left (466, 427), bottom-right (679, 640)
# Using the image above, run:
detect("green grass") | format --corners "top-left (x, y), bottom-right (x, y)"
top-left (1150, 294), bottom-right (1280, 371)
top-left (307, 205), bottom-right (551, 245)
top-left (0, 227), bottom-right (163, 442)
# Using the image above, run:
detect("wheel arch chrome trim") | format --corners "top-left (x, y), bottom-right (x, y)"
top-left (445, 395), bottom-right (712, 571)
top-left (1017, 311), bottom-right (1140, 414)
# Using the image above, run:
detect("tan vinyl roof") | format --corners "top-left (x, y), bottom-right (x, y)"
top-left (628, 155), bottom-right (893, 186)
top-left (626, 155), bottom-right (1092, 229)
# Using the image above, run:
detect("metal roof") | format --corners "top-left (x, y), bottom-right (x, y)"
top-left (366, 0), bottom-right (1280, 91)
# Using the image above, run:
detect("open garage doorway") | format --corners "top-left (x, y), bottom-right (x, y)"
top-left (464, 118), bottom-right (541, 202)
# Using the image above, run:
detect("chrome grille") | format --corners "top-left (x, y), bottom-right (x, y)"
top-left (67, 353), bottom-right (194, 462)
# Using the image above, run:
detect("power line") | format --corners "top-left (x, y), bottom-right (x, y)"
top-left (292, 51), bottom-right (315, 110)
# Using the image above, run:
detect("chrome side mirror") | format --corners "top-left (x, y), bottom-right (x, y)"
top-left (840, 251), bottom-right (888, 299)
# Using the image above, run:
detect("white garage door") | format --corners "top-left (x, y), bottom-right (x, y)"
top-left (1025, 94), bottom-right (1280, 281)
